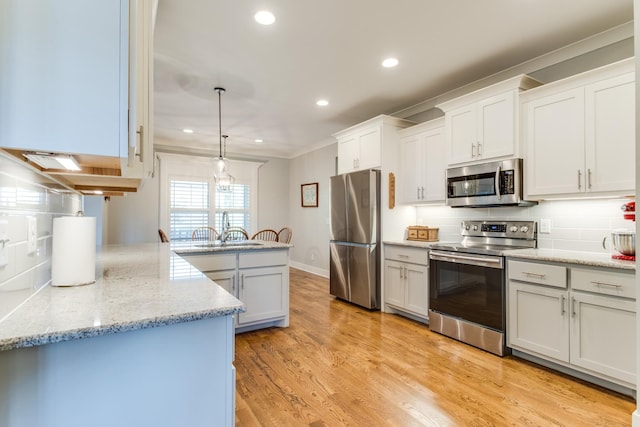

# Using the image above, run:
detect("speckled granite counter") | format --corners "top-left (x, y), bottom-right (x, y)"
top-left (171, 239), bottom-right (292, 254)
top-left (383, 240), bottom-right (439, 249)
top-left (0, 243), bottom-right (245, 351)
top-left (505, 248), bottom-right (636, 271)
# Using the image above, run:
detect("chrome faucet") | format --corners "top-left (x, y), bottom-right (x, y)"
top-left (221, 211), bottom-right (230, 243)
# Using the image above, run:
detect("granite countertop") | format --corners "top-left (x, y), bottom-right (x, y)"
top-left (505, 248), bottom-right (636, 271)
top-left (0, 243), bottom-right (245, 352)
top-left (383, 240), bottom-right (439, 249)
top-left (171, 239), bottom-right (292, 255)
top-left (384, 240), bottom-right (636, 271)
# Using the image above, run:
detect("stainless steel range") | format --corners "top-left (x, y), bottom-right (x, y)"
top-left (428, 220), bottom-right (537, 356)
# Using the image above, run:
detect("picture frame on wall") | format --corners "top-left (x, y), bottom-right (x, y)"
top-left (301, 182), bottom-right (318, 207)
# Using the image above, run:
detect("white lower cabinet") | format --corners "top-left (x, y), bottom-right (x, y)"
top-left (183, 249), bottom-right (290, 332)
top-left (204, 269), bottom-right (236, 294)
top-left (509, 281), bottom-right (569, 361)
top-left (384, 245), bottom-right (429, 320)
top-left (238, 266), bottom-right (289, 326)
top-left (570, 291), bottom-right (636, 384)
top-left (507, 259), bottom-right (636, 389)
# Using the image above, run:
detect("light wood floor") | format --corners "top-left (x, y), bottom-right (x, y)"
top-left (235, 268), bottom-right (635, 426)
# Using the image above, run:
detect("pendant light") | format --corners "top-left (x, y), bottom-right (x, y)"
top-left (213, 87), bottom-right (232, 183)
top-left (217, 135), bottom-right (235, 192)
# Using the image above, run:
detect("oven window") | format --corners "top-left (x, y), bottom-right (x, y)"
top-left (429, 258), bottom-right (504, 331)
top-left (447, 172), bottom-right (496, 198)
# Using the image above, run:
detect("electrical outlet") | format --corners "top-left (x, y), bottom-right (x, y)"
top-left (27, 216), bottom-right (37, 255)
top-left (540, 219), bottom-right (551, 234)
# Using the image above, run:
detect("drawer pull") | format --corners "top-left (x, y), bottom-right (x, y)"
top-left (523, 272), bottom-right (546, 279)
top-left (591, 281), bottom-right (622, 289)
top-left (397, 254), bottom-right (409, 258)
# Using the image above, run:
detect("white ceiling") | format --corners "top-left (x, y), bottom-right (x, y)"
top-left (153, 0), bottom-right (633, 159)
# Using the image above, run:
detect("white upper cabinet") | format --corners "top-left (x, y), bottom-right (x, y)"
top-left (0, 0), bottom-right (153, 180)
top-left (125, 0), bottom-right (155, 180)
top-left (334, 115), bottom-right (414, 175)
top-left (398, 118), bottom-right (446, 204)
top-left (522, 58), bottom-right (635, 199)
top-left (437, 75), bottom-right (542, 166)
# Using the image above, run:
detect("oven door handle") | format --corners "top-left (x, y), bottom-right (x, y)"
top-left (429, 250), bottom-right (504, 269)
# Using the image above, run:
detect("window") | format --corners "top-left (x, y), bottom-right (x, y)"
top-left (214, 183), bottom-right (250, 231)
top-left (169, 179), bottom-right (210, 241)
top-left (159, 154), bottom-right (259, 241)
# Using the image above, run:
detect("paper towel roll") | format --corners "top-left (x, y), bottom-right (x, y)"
top-left (52, 216), bottom-right (96, 287)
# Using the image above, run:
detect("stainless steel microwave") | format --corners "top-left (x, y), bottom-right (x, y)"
top-left (446, 158), bottom-right (536, 207)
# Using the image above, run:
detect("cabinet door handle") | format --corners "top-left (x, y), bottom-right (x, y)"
top-left (241, 273), bottom-right (245, 291)
top-left (399, 266), bottom-right (404, 279)
top-left (417, 187), bottom-right (420, 199)
top-left (560, 294), bottom-right (565, 315)
top-left (590, 280), bottom-right (622, 289)
top-left (471, 143), bottom-right (476, 158)
top-left (571, 297), bottom-right (576, 317)
top-left (403, 266), bottom-right (408, 279)
top-left (421, 187), bottom-right (425, 199)
top-left (587, 168), bottom-right (592, 189)
top-left (523, 271), bottom-right (546, 279)
top-left (231, 274), bottom-right (236, 292)
top-left (577, 170), bottom-right (582, 190)
top-left (135, 125), bottom-right (144, 159)
top-left (477, 142), bottom-right (481, 157)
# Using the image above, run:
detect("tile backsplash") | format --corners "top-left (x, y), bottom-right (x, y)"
top-left (415, 198), bottom-right (635, 253)
top-left (0, 153), bottom-right (81, 320)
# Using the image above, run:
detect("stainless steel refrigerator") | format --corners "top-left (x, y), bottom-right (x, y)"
top-left (329, 169), bottom-right (380, 309)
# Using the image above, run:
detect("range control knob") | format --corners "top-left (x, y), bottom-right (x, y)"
top-left (509, 226), bottom-right (518, 233)
top-left (464, 224), bottom-right (470, 231)
top-left (472, 225), bottom-right (479, 231)
top-left (520, 226), bottom-right (529, 233)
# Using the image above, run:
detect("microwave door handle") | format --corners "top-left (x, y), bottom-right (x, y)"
top-left (495, 165), bottom-right (501, 200)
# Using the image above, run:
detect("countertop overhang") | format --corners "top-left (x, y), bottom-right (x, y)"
top-left (0, 243), bottom-right (246, 352)
top-left (505, 248), bottom-right (636, 270)
top-left (171, 239), bottom-right (292, 254)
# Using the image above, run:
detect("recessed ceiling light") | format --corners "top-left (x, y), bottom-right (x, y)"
top-left (255, 139), bottom-right (263, 143)
top-left (382, 58), bottom-right (399, 68)
top-left (316, 99), bottom-right (329, 107)
top-left (254, 11), bottom-right (275, 25)
top-left (183, 128), bottom-right (194, 134)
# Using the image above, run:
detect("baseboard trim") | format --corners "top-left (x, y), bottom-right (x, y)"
top-left (289, 261), bottom-right (329, 278)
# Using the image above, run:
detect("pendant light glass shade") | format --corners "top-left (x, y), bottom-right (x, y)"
top-left (216, 135), bottom-right (235, 192)
top-left (213, 87), bottom-right (233, 188)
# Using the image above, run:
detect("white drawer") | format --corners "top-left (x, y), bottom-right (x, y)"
top-left (239, 250), bottom-right (288, 268)
top-left (182, 253), bottom-right (237, 272)
top-left (571, 267), bottom-right (636, 299)
top-left (384, 245), bottom-right (428, 265)
top-left (507, 259), bottom-right (567, 289)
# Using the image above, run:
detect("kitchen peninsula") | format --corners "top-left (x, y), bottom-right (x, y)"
top-left (174, 239), bottom-right (292, 333)
top-left (0, 243), bottom-right (245, 427)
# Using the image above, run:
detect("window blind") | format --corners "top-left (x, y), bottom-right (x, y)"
top-left (169, 180), bottom-right (210, 241)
